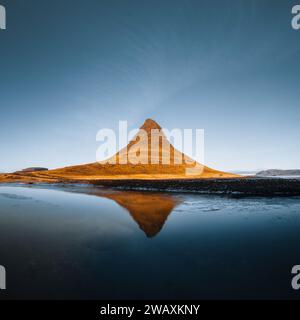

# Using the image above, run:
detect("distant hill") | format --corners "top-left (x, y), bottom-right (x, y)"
top-left (14, 167), bottom-right (48, 174)
top-left (256, 169), bottom-right (300, 177)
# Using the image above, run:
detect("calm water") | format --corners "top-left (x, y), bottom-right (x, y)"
top-left (0, 185), bottom-right (300, 299)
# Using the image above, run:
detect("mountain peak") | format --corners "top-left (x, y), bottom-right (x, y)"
top-left (140, 118), bottom-right (162, 132)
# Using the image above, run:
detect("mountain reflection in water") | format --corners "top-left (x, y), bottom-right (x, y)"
top-left (1, 186), bottom-right (300, 299)
top-left (71, 188), bottom-right (181, 237)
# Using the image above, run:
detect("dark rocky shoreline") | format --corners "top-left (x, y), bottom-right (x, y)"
top-left (88, 177), bottom-right (300, 197)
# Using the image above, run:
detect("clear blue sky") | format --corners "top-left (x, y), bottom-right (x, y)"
top-left (0, 0), bottom-right (299, 172)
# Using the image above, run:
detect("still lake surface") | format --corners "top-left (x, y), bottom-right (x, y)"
top-left (0, 185), bottom-right (300, 299)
